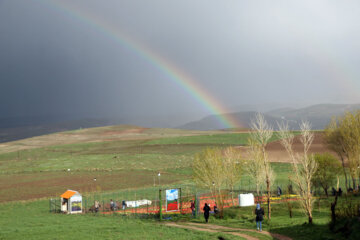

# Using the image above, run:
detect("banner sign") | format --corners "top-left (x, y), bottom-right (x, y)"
top-left (166, 189), bottom-right (179, 212)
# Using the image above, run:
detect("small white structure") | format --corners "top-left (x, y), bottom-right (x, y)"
top-left (60, 190), bottom-right (82, 214)
top-left (238, 193), bottom-right (255, 207)
top-left (125, 199), bottom-right (152, 208)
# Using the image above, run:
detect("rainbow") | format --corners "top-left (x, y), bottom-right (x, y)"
top-left (37, 0), bottom-right (241, 129)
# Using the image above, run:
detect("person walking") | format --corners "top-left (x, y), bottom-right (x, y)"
top-left (94, 200), bottom-right (100, 213)
top-left (110, 199), bottom-right (115, 211)
top-left (190, 200), bottom-right (196, 217)
top-left (213, 202), bottom-right (219, 214)
top-left (255, 203), bottom-right (264, 231)
top-left (203, 203), bottom-right (211, 223)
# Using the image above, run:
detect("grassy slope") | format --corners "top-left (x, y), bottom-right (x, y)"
top-left (0, 128), bottom-right (296, 203)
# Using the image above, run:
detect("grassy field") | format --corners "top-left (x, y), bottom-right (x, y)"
top-left (0, 125), bottom-right (355, 239)
top-left (0, 128), bottom-right (289, 202)
top-left (187, 196), bottom-right (360, 240)
top-left (0, 200), bottom-right (244, 240)
top-left (1, 195), bottom-right (358, 239)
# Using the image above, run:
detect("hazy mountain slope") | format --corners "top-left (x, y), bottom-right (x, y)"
top-left (267, 104), bottom-right (360, 129)
top-left (179, 111), bottom-right (280, 130)
top-left (179, 104), bottom-right (360, 130)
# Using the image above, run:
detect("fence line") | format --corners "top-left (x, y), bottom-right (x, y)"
top-left (49, 188), bottom-right (302, 217)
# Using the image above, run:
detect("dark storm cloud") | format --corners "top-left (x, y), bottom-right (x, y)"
top-left (1, 0), bottom-right (360, 122)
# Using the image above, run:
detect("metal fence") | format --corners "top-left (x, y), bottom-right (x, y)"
top-left (49, 188), bottom-right (301, 217)
top-left (49, 198), bottom-right (61, 213)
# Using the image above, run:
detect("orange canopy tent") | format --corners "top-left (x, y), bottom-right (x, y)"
top-left (61, 190), bottom-right (77, 199)
top-left (60, 190), bottom-right (82, 214)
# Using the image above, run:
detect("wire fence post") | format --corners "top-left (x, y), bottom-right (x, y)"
top-left (159, 189), bottom-right (162, 221)
top-left (49, 199), bottom-right (52, 213)
top-left (179, 188), bottom-right (182, 214)
top-left (102, 200), bottom-right (105, 214)
top-left (195, 193), bottom-right (200, 218)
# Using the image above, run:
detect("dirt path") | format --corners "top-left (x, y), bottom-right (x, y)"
top-left (164, 222), bottom-right (257, 240)
top-left (189, 223), bottom-right (292, 240)
top-left (164, 222), bottom-right (292, 240)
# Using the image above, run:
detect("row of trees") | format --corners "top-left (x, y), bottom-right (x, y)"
top-left (192, 113), bottom-right (319, 222)
top-left (193, 111), bottom-right (360, 223)
top-left (192, 147), bottom-right (241, 216)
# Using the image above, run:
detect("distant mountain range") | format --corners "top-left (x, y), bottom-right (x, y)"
top-left (178, 104), bottom-right (360, 130)
top-left (1, 104), bottom-right (360, 143)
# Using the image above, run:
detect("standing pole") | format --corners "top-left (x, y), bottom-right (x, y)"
top-left (195, 193), bottom-right (200, 218)
top-left (159, 189), bottom-right (162, 221)
top-left (179, 188), bottom-right (182, 213)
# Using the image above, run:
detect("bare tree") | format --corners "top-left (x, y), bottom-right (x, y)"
top-left (223, 146), bottom-right (242, 205)
top-left (244, 138), bottom-right (266, 195)
top-left (193, 148), bottom-right (227, 216)
top-left (249, 113), bottom-right (275, 219)
top-left (278, 121), bottom-right (317, 224)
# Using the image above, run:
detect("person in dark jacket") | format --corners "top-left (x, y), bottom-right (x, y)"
top-left (277, 186), bottom-right (282, 196)
top-left (203, 203), bottom-right (211, 223)
top-left (255, 203), bottom-right (264, 231)
top-left (213, 202), bottom-right (219, 214)
top-left (190, 200), bottom-right (196, 217)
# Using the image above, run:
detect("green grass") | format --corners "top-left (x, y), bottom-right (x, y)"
top-left (2, 195), bottom-right (359, 240)
top-left (145, 132), bottom-right (300, 146)
top-left (181, 196), bottom-right (360, 240)
top-left (1, 127), bottom-right (351, 239)
top-left (147, 133), bottom-right (253, 145)
top-left (0, 200), bottom-right (242, 240)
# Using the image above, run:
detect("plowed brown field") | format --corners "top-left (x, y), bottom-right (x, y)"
top-left (239, 132), bottom-right (337, 163)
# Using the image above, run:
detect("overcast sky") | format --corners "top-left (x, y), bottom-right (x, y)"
top-left (1, 0), bottom-right (360, 122)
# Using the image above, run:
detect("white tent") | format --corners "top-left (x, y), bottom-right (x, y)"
top-left (238, 193), bottom-right (255, 207)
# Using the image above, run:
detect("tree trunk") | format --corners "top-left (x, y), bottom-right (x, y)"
top-left (330, 191), bottom-right (338, 231)
top-left (308, 215), bottom-right (313, 224)
top-left (217, 188), bottom-right (224, 219)
top-left (231, 186), bottom-right (235, 206)
top-left (267, 179), bottom-right (271, 220)
top-left (324, 188), bottom-right (328, 197)
top-left (352, 176), bottom-right (356, 189)
top-left (340, 155), bottom-right (348, 191)
top-left (287, 201), bottom-right (292, 218)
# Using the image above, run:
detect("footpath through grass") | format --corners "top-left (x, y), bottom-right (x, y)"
top-left (167, 196), bottom-right (360, 240)
top-left (1, 190), bottom-right (360, 239)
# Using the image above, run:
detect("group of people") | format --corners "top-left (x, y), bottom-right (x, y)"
top-left (110, 199), bottom-right (127, 211)
top-left (190, 200), bottom-right (219, 223)
top-left (93, 199), bottom-right (127, 212)
top-left (202, 203), bottom-right (219, 223)
top-left (194, 201), bottom-right (265, 231)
